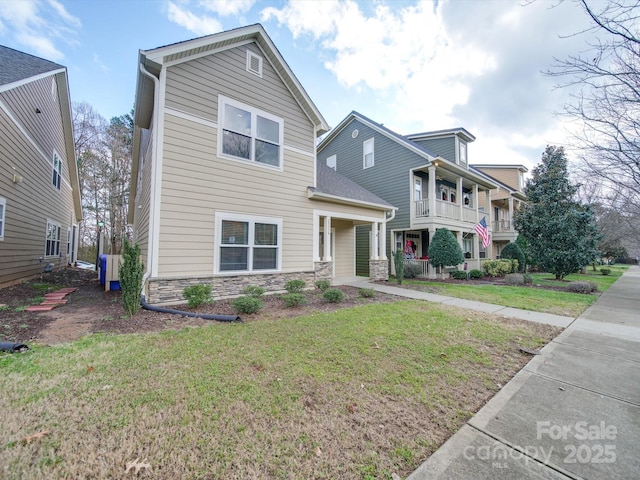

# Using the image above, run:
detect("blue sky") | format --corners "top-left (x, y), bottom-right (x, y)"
top-left (0, 0), bottom-right (597, 168)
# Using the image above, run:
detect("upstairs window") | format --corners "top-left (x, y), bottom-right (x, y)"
top-left (0, 197), bottom-right (5, 240)
top-left (363, 137), bottom-right (374, 169)
top-left (459, 142), bottom-right (467, 165)
top-left (219, 96), bottom-right (283, 169)
top-left (45, 221), bottom-right (61, 257)
top-left (326, 154), bottom-right (336, 170)
top-left (52, 152), bottom-right (61, 189)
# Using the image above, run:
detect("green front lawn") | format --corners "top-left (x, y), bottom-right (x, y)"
top-left (530, 264), bottom-right (628, 292)
top-left (0, 301), bottom-right (558, 479)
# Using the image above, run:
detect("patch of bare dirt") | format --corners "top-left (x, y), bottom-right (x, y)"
top-left (0, 268), bottom-right (402, 345)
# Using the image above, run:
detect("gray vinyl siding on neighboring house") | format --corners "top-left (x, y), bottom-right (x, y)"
top-left (411, 137), bottom-right (456, 163)
top-left (355, 224), bottom-right (371, 276)
top-left (0, 76), bottom-right (75, 285)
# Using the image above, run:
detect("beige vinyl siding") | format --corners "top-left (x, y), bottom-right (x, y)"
top-left (133, 128), bottom-right (154, 263)
top-left (157, 114), bottom-right (316, 276)
top-left (164, 43), bottom-right (314, 152)
top-left (476, 167), bottom-right (519, 192)
top-left (333, 220), bottom-right (355, 277)
top-left (0, 79), bottom-right (76, 286)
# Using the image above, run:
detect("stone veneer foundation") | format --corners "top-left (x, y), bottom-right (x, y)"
top-left (368, 259), bottom-right (389, 282)
top-left (147, 261), bottom-right (335, 305)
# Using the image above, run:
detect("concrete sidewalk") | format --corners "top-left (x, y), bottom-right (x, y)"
top-left (387, 266), bottom-right (640, 480)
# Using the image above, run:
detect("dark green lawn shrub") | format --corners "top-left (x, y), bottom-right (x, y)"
top-left (120, 238), bottom-right (144, 316)
top-left (450, 270), bottom-right (468, 280)
top-left (323, 288), bottom-right (344, 303)
top-left (183, 284), bottom-right (213, 308)
top-left (501, 243), bottom-right (526, 272)
top-left (566, 281), bottom-right (595, 294)
top-left (600, 268), bottom-right (611, 276)
top-left (282, 293), bottom-right (307, 307)
top-left (469, 269), bottom-right (483, 279)
top-left (358, 288), bottom-right (376, 298)
top-left (315, 279), bottom-right (331, 292)
top-left (242, 285), bottom-right (265, 298)
top-left (232, 296), bottom-right (263, 314)
top-left (285, 279), bottom-right (306, 293)
top-left (403, 262), bottom-right (424, 279)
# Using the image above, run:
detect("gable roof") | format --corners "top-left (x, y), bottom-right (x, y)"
top-left (0, 45), bottom-right (65, 87)
top-left (317, 110), bottom-right (439, 160)
top-left (309, 163), bottom-right (395, 211)
top-left (134, 23), bottom-right (329, 135)
top-left (406, 127), bottom-right (476, 143)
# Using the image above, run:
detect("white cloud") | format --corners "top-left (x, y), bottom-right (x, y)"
top-left (92, 53), bottom-right (109, 73)
top-left (198, 0), bottom-right (256, 16)
top-left (0, 0), bottom-right (80, 61)
top-left (167, 1), bottom-right (223, 36)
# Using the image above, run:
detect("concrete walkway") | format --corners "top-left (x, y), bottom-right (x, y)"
top-left (364, 266), bottom-right (640, 480)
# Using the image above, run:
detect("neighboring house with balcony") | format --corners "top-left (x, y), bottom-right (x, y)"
top-left (317, 112), bottom-right (498, 278)
top-left (128, 25), bottom-right (395, 305)
top-left (471, 164), bottom-right (528, 258)
top-left (0, 46), bottom-right (82, 287)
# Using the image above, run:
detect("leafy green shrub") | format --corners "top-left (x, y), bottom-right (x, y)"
top-left (450, 270), bottom-right (468, 280)
top-left (600, 268), bottom-right (611, 276)
top-left (315, 279), bottom-right (331, 292)
top-left (391, 250), bottom-right (404, 284)
top-left (120, 238), bottom-right (144, 316)
top-left (323, 288), bottom-right (345, 303)
top-left (358, 288), bottom-right (376, 298)
top-left (403, 261), bottom-right (424, 279)
top-left (504, 273), bottom-right (525, 286)
top-left (469, 269), bottom-right (483, 279)
top-left (428, 228), bottom-right (464, 270)
top-left (501, 243), bottom-right (526, 272)
top-left (232, 296), bottom-right (263, 314)
top-left (482, 260), bottom-right (514, 277)
top-left (285, 279), bottom-right (306, 293)
top-left (523, 273), bottom-right (533, 285)
top-left (242, 285), bottom-right (265, 298)
top-left (282, 293), bottom-right (307, 307)
top-left (566, 281), bottom-right (596, 294)
top-left (183, 284), bottom-right (213, 309)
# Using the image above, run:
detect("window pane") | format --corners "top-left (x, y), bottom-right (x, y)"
top-left (253, 248), bottom-right (277, 270)
top-left (364, 153), bottom-right (373, 168)
top-left (221, 220), bottom-right (248, 245)
top-left (255, 223), bottom-right (277, 245)
top-left (257, 115), bottom-right (279, 143)
top-left (222, 130), bottom-right (251, 159)
top-left (0, 204), bottom-right (4, 217)
top-left (224, 104), bottom-right (251, 135)
top-left (255, 140), bottom-right (279, 166)
top-left (220, 247), bottom-right (248, 271)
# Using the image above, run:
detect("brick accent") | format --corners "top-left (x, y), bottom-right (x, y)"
top-left (369, 259), bottom-right (389, 281)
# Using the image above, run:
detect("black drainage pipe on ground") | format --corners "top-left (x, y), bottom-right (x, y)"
top-left (0, 342), bottom-right (29, 353)
top-left (140, 296), bottom-right (241, 322)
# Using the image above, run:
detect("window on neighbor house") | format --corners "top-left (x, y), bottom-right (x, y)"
top-left (327, 154), bottom-right (336, 170)
top-left (217, 213), bottom-right (282, 273)
top-left (0, 197), bottom-right (5, 240)
top-left (219, 96), bottom-right (283, 168)
top-left (45, 221), bottom-right (61, 257)
top-left (414, 176), bottom-right (422, 201)
top-left (459, 141), bottom-right (467, 165)
top-left (363, 138), bottom-right (374, 169)
top-left (52, 152), bottom-right (61, 189)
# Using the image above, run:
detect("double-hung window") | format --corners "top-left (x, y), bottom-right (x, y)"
top-left (45, 221), bottom-right (61, 257)
top-left (0, 197), bottom-right (5, 240)
top-left (219, 96), bottom-right (283, 168)
top-left (216, 212), bottom-right (282, 273)
top-left (363, 138), bottom-right (374, 169)
top-left (52, 152), bottom-right (62, 189)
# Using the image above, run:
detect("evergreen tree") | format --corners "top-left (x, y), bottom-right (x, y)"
top-left (120, 237), bottom-right (144, 316)
top-left (427, 229), bottom-right (464, 272)
top-left (500, 242), bottom-right (525, 272)
top-left (514, 146), bottom-right (601, 279)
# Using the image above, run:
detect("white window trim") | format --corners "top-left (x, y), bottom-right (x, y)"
top-left (363, 137), bottom-right (374, 169)
top-left (214, 211), bottom-right (283, 275)
top-left (0, 197), bottom-right (5, 241)
top-left (217, 95), bottom-right (284, 171)
top-left (246, 50), bottom-right (263, 77)
top-left (52, 150), bottom-right (62, 190)
top-left (326, 154), bottom-right (337, 170)
top-left (45, 220), bottom-right (62, 258)
top-left (459, 140), bottom-right (467, 165)
top-left (414, 175), bottom-right (422, 201)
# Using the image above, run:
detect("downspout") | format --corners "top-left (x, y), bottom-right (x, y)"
top-left (138, 62), bottom-right (160, 298)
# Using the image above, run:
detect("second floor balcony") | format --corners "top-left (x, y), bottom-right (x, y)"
top-left (414, 198), bottom-right (478, 223)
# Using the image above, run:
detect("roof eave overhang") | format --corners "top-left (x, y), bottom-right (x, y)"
top-left (432, 159), bottom-right (498, 189)
top-left (307, 188), bottom-right (396, 212)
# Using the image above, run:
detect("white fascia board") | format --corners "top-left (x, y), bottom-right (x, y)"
top-left (0, 68), bottom-right (65, 93)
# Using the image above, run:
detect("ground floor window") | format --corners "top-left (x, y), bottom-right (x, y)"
top-left (45, 221), bottom-right (61, 257)
top-left (463, 233), bottom-right (474, 258)
top-left (216, 212), bottom-right (282, 273)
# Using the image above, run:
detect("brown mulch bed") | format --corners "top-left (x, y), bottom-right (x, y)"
top-left (0, 268), bottom-right (402, 345)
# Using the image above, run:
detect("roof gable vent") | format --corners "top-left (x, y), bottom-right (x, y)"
top-left (246, 50), bottom-right (263, 78)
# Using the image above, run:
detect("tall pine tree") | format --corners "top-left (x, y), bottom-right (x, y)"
top-left (514, 146), bottom-right (600, 280)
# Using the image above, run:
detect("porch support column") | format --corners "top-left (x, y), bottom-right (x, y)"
top-left (379, 220), bottom-right (387, 260)
top-left (473, 184), bottom-right (479, 222)
top-left (508, 196), bottom-right (514, 232)
top-left (457, 176), bottom-right (464, 221)
top-left (485, 189), bottom-right (492, 228)
top-left (474, 232), bottom-right (481, 269)
top-left (428, 165), bottom-right (437, 217)
top-left (456, 231), bottom-right (463, 262)
top-left (372, 221), bottom-right (380, 260)
top-left (323, 216), bottom-right (332, 261)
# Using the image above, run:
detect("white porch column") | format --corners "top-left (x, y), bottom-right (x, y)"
top-left (372, 221), bottom-right (380, 260)
top-left (508, 196), bottom-right (514, 232)
top-left (485, 189), bottom-right (492, 227)
top-left (473, 184), bottom-right (479, 222)
top-left (379, 220), bottom-right (387, 260)
top-left (428, 165), bottom-right (437, 217)
top-left (323, 216), bottom-right (332, 261)
top-left (457, 176), bottom-right (464, 221)
top-left (456, 231), bottom-right (463, 268)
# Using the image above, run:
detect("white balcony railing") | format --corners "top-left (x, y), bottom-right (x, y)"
top-left (436, 200), bottom-right (458, 219)
top-left (415, 199), bottom-right (429, 217)
top-left (493, 220), bottom-right (512, 233)
top-left (404, 259), bottom-right (429, 278)
top-left (462, 207), bottom-right (476, 222)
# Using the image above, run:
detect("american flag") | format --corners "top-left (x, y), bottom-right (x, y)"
top-left (475, 217), bottom-right (490, 249)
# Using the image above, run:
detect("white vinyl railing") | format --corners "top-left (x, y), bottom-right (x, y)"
top-left (415, 199), bottom-right (429, 217)
top-left (404, 259), bottom-right (429, 278)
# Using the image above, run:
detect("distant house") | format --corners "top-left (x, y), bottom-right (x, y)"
top-left (317, 112), bottom-right (498, 277)
top-left (471, 164), bottom-right (528, 258)
top-left (129, 25), bottom-right (395, 305)
top-left (0, 46), bottom-right (82, 287)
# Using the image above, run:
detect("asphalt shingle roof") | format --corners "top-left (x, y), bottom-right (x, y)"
top-left (312, 162), bottom-right (394, 208)
top-left (0, 45), bottom-right (64, 86)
